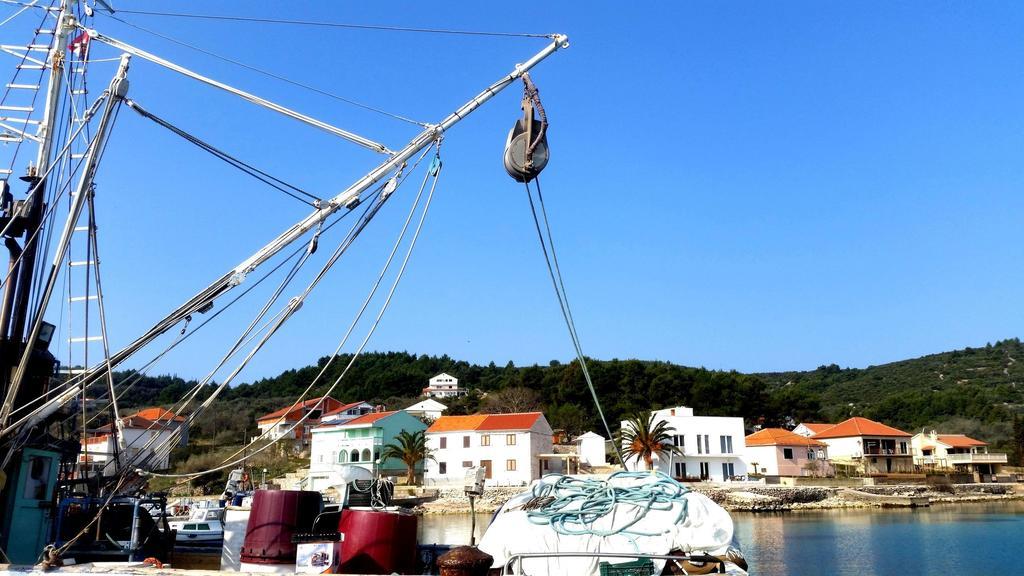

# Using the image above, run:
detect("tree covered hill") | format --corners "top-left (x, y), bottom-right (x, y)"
top-left (111, 339), bottom-right (1023, 450)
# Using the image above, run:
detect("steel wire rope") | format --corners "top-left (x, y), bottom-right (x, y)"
top-left (101, 13), bottom-right (428, 128)
top-left (124, 99), bottom-right (321, 206)
top-left (114, 230), bottom-right (324, 474)
top-left (134, 171), bottom-right (405, 472)
top-left (83, 189), bottom-right (377, 428)
top-left (104, 9), bottom-right (554, 40)
top-left (144, 142), bottom-right (442, 480)
top-left (215, 145), bottom-right (436, 462)
top-left (523, 177), bottom-right (624, 466)
top-left (7, 185), bottom-right (380, 434)
top-left (1, 2), bottom-right (53, 174)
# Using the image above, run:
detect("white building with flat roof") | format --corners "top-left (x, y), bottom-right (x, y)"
top-left (422, 372), bottom-right (467, 398)
top-left (621, 406), bottom-right (747, 482)
top-left (404, 398), bottom-right (447, 421)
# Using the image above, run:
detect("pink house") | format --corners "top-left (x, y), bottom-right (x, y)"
top-left (743, 428), bottom-right (832, 477)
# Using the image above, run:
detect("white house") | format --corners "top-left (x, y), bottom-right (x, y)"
top-left (792, 422), bottom-right (835, 438)
top-left (256, 396), bottom-right (348, 448)
top-left (320, 400), bottom-right (375, 424)
top-left (911, 430), bottom-right (1007, 479)
top-left (812, 417), bottom-right (913, 475)
top-left (621, 406), bottom-right (747, 482)
top-left (308, 410), bottom-right (427, 492)
top-left (404, 398), bottom-right (447, 421)
top-left (743, 428), bottom-right (832, 478)
top-left (424, 412), bottom-right (553, 486)
top-left (576, 431), bottom-right (607, 468)
top-left (422, 372), bottom-right (467, 398)
top-left (79, 408), bottom-right (187, 475)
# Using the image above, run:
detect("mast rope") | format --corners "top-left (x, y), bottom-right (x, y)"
top-left (102, 13), bottom-right (429, 128)
top-left (524, 176), bottom-right (625, 466)
top-left (124, 99), bottom-right (322, 207)
top-left (104, 9), bottom-right (555, 40)
top-left (214, 142), bottom-right (438, 461)
top-left (144, 141), bottom-right (442, 480)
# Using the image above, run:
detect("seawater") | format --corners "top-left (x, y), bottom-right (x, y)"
top-left (418, 501), bottom-right (1024, 576)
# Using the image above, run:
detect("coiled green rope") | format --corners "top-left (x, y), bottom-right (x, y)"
top-left (525, 472), bottom-right (690, 537)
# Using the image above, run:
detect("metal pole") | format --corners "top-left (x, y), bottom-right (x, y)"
top-left (0, 54), bottom-right (131, 429)
top-left (87, 30), bottom-right (393, 155)
top-left (11, 35), bottom-right (570, 429)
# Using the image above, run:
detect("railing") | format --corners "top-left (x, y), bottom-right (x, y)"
top-left (502, 551), bottom-right (732, 576)
top-left (947, 452), bottom-right (1007, 464)
top-left (862, 448), bottom-right (910, 456)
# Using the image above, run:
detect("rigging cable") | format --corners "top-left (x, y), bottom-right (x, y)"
top-left (145, 141), bottom-right (442, 480)
top-left (124, 99), bottom-right (321, 207)
top-left (216, 144), bottom-right (437, 464)
top-left (105, 9), bottom-right (554, 40)
top-left (102, 13), bottom-right (428, 127)
top-left (524, 176), bottom-right (625, 467)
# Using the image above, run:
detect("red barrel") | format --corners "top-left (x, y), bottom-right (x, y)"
top-left (240, 490), bottom-right (322, 567)
top-left (338, 508), bottom-right (418, 574)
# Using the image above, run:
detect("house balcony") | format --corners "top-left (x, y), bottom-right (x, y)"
top-left (860, 448), bottom-right (911, 457)
top-left (947, 452), bottom-right (1007, 465)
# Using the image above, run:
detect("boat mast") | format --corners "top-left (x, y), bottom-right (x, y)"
top-left (1, 33), bottom-right (571, 428)
top-left (0, 0), bottom-right (73, 426)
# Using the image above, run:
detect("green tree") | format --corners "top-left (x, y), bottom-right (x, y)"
top-left (380, 430), bottom-right (433, 485)
top-left (620, 412), bottom-right (680, 470)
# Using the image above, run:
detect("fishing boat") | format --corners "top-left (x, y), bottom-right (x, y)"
top-left (0, 2), bottom-right (749, 574)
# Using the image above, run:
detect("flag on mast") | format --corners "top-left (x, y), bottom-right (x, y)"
top-left (69, 32), bottom-right (90, 58)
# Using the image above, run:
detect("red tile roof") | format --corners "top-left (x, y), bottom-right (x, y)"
top-left (812, 417), bottom-right (910, 439)
top-left (746, 428), bottom-right (826, 447)
top-left (798, 423), bottom-right (835, 434)
top-left (345, 411), bottom-right (396, 426)
top-left (322, 401), bottom-right (371, 417)
top-left (257, 396), bottom-right (341, 423)
top-left (427, 412), bottom-right (543, 433)
top-left (133, 407), bottom-right (185, 422)
top-left (936, 434), bottom-right (987, 448)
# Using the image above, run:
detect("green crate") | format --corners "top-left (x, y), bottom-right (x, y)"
top-left (598, 559), bottom-right (655, 576)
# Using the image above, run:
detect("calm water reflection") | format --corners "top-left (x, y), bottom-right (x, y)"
top-left (419, 502), bottom-right (1024, 575)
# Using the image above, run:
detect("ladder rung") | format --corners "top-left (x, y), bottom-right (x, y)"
top-left (0, 117), bottom-right (40, 124)
top-left (0, 135), bottom-right (23, 142)
top-left (0, 169), bottom-right (12, 175)
top-left (73, 226), bottom-right (90, 232)
top-left (69, 295), bottom-right (98, 302)
top-left (72, 68), bottom-right (86, 74)
top-left (16, 65), bottom-right (44, 70)
top-left (0, 105), bottom-right (33, 112)
top-left (70, 153), bottom-right (85, 159)
top-left (69, 260), bottom-right (95, 267)
top-left (0, 44), bottom-right (48, 52)
top-left (5, 83), bottom-right (39, 90)
top-left (36, 29), bottom-right (54, 34)
top-left (69, 336), bottom-right (103, 343)
top-left (71, 89), bottom-right (87, 95)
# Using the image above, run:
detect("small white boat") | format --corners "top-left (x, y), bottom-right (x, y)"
top-left (170, 507), bottom-right (225, 543)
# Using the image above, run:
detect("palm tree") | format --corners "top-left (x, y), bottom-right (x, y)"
top-left (620, 412), bottom-right (681, 471)
top-left (381, 430), bottom-right (434, 485)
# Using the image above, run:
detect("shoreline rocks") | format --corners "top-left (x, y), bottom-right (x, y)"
top-left (416, 483), bottom-right (1024, 515)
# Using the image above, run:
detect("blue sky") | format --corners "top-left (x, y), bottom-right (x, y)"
top-left (4, 1), bottom-right (1024, 381)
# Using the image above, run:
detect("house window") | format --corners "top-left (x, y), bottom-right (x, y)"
top-left (900, 442), bottom-right (908, 455)
top-left (462, 461), bottom-right (472, 468)
top-left (674, 462), bottom-right (686, 478)
top-left (361, 448), bottom-right (371, 462)
top-left (439, 437), bottom-right (447, 449)
top-left (339, 451), bottom-right (347, 463)
top-left (673, 435), bottom-right (685, 448)
top-left (506, 434), bottom-right (517, 446)
top-left (697, 435), bottom-right (709, 454)
top-left (506, 459), bottom-right (517, 471)
top-left (783, 448), bottom-right (794, 460)
top-left (350, 449), bottom-right (359, 462)
top-left (719, 436), bottom-right (733, 454)
top-left (807, 450), bottom-right (816, 460)
top-left (722, 463), bottom-right (734, 479)
top-left (463, 436), bottom-right (470, 448)
top-left (439, 462), bottom-right (447, 474)
top-left (481, 434), bottom-right (491, 446)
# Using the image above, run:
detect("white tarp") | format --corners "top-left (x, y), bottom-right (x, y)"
top-left (479, 474), bottom-right (735, 576)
